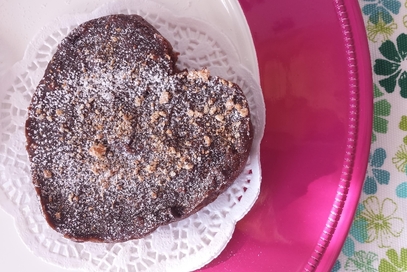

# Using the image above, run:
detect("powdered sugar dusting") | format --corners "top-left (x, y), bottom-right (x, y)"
top-left (26, 15), bottom-right (253, 243)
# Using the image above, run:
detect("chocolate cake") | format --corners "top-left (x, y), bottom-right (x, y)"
top-left (25, 14), bottom-right (253, 242)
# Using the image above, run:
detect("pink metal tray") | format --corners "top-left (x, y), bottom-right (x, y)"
top-left (201, 0), bottom-right (372, 271)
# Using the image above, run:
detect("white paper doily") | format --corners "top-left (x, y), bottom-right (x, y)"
top-left (0, 0), bottom-right (265, 271)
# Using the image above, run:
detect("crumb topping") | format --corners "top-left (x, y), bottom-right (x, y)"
top-left (25, 14), bottom-right (253, 242)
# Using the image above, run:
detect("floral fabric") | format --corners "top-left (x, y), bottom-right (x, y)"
top-left (334, 1), bottom-right (407, 271)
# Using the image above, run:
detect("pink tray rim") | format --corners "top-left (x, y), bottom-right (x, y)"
top-left (309, 0), bottom-right (373, 271)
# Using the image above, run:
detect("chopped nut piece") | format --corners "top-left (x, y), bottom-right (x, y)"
top-left (123, 114), bottom-right (133, 122)
top-left (68, 193), bottom-right (79, 203)
top-left (204, 135), bottom-right (212, 146)
top-left (187, 109), bottom-right (194, 117)
top-left (197, 69), bottom-right (209, 82)
top-left (149, 54), bottom-right (158, 60)
top-left (225, 99), bottom-right (234, 110)
top-left (215, 115), bottom-right (224, 122)
top-left (90, 165), bottom-right (99, 175)
top-left (100, 179), bottom-right (109, 189)
top-left (43, 170), bottom-right (52, 178)
top-left (135, 96), bottom-right (144, 107)
top-left (183, 163), bottom-right (194, 170)
top-left (159, 91), bottom-right (171, 104)
top-left (136, 175), bottom-right (144, 182)
top-left (95, 133), bottom-right (103, 140)
top-left (56, 109), bottom-right (63, 116)
top-left (194, 111), bottom-right (203, 118)
top-left (89, 143), bottom-right (106, 158)
top-left (239, 108), bottom-right (249, 117)
top-left (145, 160), bottom-right (158, 173)
top-left (55, 212), bottom-right (61, 220)
top-left (150, 112), bottom-right (160, 123)
top-left (187, 69), bottom-right (210, 82)
top-left (104, 169), bottom-right (114, 178)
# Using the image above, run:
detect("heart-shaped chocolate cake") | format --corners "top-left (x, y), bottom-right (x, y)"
top-left (25, 14), bottom-right (253, 242)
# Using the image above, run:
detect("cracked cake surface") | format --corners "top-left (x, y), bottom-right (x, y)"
top-left (25, 14), bottom-right (253, 242)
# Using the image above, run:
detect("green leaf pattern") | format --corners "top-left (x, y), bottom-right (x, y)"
top-left (378, 248), bottom-right (407, 271)
top-left (372, 85), bottom-right (391, 143)
top-left (345, 251), bottom-right (379, 272)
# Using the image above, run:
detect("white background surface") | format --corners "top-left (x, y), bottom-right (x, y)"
top-left (0, 1), bottom-right (257, 271)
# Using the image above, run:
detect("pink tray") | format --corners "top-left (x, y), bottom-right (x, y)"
top-left (201, 0), bottom-right (372, 271)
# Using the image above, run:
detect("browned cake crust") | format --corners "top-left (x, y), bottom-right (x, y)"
top-left (25, 14), bottom-right (253, 242)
